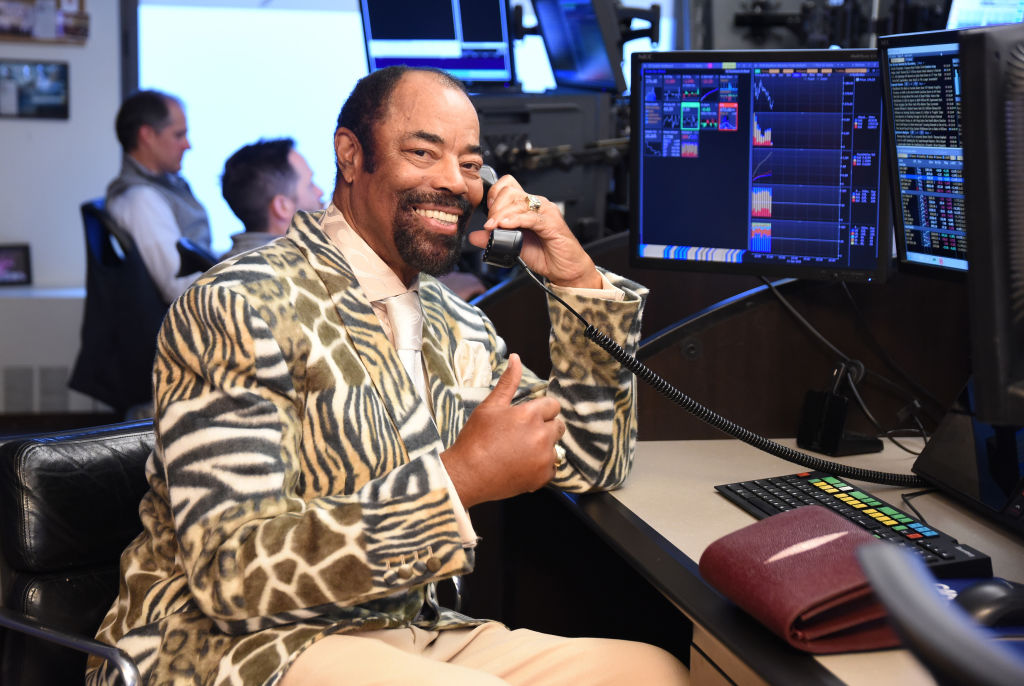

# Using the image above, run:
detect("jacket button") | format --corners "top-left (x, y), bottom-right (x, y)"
top-left (425, 558), bottom-right (442, 573)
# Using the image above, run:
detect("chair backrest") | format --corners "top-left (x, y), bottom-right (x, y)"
top-left (0, 420), bottom-right (153, 685)
top-left (176, 236), bottom-right (218, 277)
top-left (69, 199), bottom-right (168, 414)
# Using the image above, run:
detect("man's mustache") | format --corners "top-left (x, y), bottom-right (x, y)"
top-left (398, 190), bottom-right (473, 218)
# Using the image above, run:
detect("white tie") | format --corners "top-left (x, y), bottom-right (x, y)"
top-left (382, 291), bottom-right (429, 405)
top-left (383, 292), bottom-right (476, 556)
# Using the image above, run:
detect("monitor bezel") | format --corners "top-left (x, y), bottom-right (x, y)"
top-left (629, 48), bottom-right (891, 284)
top-left (878, 29), bottom-right (968, 281)
top-left (532, 0), bottom-right (628, 94)
top-left (359, 0), bottom-right (518, 91)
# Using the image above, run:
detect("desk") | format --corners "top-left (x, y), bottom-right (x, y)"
top-left (566, 439), bottom-right (1024, 685)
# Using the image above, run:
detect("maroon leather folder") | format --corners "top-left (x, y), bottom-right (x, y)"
top-left (698, 505), bottom-right (900, 653)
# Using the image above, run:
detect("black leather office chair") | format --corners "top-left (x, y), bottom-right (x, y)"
top-left (68, 200), bottom-right (167, 416)
top-left (857, 543), bottom-right (1024, 686)
top-left (175, 236), bottom-right (218, 277)
top-left (0, 420), bottom-right (153, 685)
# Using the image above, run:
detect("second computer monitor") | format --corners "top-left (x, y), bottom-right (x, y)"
top-left (879, 30), bottom-right (967, 275)
top-left (630, 49), bottom-right (889, 282)
top-left (360, 0), bottom-right (516, 90)
top-left (532, 0), bottom-right (627, 94)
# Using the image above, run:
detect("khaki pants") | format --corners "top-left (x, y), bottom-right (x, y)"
top-left (280, 621), bottom-right (690, 686)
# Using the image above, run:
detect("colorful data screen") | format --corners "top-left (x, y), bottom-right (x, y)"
top-left (630, 50), bottom-right (887, 282)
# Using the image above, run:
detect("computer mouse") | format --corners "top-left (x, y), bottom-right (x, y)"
top-left (953, 578), bottom-right (1024, 627)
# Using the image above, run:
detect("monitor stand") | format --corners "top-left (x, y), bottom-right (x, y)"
top-left (913, 380), bottom-right (1024, 539)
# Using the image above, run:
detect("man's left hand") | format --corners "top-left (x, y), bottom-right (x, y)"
top-left (468, 174), bottom-right (602, 290)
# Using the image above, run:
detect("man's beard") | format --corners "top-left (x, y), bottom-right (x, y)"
top-left (393, 189), bottom-right (473, 276)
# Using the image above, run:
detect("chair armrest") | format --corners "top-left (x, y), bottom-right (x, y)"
top-left (0, 606), bottom-right (140, 686)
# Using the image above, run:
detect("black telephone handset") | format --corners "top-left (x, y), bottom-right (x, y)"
top-left (479, 165), bottom-right (524, 268)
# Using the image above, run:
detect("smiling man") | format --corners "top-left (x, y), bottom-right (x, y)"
top-left (86, 67), bottom-right (687, 686)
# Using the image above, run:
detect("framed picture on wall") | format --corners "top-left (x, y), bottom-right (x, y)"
top-left (0, 59), bottom-right (68, 119)
top-left (0, 1), bottom-right (89, 43)
top-left (0, 244), bottom-right (31, 285)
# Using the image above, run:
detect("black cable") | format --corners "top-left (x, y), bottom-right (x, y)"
top-left (762, 278), bottom-right (927, 405)
top-left (899, 489), bottom-right (937, 524)
top-left (518, 259), bottom-right (926, 488)
top-left (760, 277), bottom-right (933, 450)
top-left (753, 276), bottom-right (929, 454)
top-left (760, 278), bottom-right (847, 361)
top-left (839, 281), bottom-right (946, 417)
top-left (844, 375), bottom-right (922, 455)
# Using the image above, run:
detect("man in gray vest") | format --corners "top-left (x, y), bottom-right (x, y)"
top-left (106, 89), bottom-right (212, 304)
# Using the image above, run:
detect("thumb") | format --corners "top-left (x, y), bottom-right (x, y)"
top-left (467, 229), bottom-right (490, 251)
top-left (484, 353), bottom-right (522, 407)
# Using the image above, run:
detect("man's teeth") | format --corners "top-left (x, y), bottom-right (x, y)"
top-left (415, 208), bottom-right (458, 224)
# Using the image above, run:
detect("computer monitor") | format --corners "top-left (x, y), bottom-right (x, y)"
top-left (911, 22), bottom-right (1024, 539)
top-left (532, 0), bottom-right (627, 94)
top-left (959, 22), bottom-right (1024, 427)
top-left (360, 0), bottom-right (517, 90)
top-left (946, 0), bottom-right (1024, 29)
top-left (879, 30), bottom-right (967, 275)
top-left (629, 49), bottom-right (889, 282)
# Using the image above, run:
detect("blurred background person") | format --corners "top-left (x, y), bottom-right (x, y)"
top-left (106, 89), bottom-right (211, 303)
top-left (220, 137), bottom-right (324, 260)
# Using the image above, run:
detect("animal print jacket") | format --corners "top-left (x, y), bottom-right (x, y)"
top-left (87, 210), bottom-right (647, 686)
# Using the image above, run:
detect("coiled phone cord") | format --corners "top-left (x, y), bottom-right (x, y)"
top-left (516, 257), bottom-right (926, 488)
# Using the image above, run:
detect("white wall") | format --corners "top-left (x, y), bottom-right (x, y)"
top-left (0, 2), bottom-right (121, 413)
top-left (138, 5), bottom-right (368, 256)
top-left (0, 3), bottom-right (121, 288)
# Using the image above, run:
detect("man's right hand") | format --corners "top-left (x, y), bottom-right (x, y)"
top-left (441, 353), bottom-right (565, 509)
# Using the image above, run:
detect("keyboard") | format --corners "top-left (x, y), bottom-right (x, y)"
top-left (716, 471), bottom-right (993, 578)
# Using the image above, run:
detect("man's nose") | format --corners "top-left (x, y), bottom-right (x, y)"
top-left (433, 156), bottom-right (469, 196)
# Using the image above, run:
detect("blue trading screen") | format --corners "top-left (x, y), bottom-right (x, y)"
top-left (881, 38), bottom-right (966, 272)
top-left (632, 52), bottom-right (886, 281)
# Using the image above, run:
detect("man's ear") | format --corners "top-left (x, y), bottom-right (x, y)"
top-left (269, 193), bottom-right (293, 223)
top-left (136, 124), bottom-right (156, 149)
top-left (334, 127), bottom-right (361, 183)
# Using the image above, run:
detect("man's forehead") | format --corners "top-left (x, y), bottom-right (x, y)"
top-left (386, 73), bottom-right (478, 121)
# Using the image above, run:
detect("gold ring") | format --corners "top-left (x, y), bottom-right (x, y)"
top-left (554, 449), bottom-right (566, 469)
top-left (526, 194), bottom-right (542, 213)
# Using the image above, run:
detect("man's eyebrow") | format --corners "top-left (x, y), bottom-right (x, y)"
top-left (407, 130), bottom-right (483, 156)
top-left (408, 130), bottom-right (443, 145)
